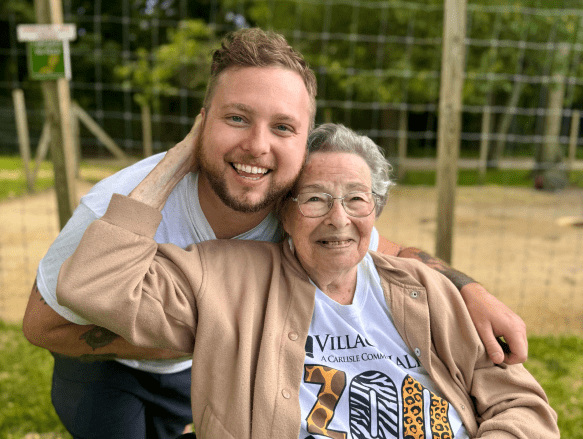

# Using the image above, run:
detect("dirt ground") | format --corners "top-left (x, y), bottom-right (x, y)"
top-left (1, 177), bottom-right (582, 336)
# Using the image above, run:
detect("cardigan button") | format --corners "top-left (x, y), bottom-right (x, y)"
top-left (414, 348), bottom-right (421, 357)
top-left (282, 389), bottom-right (291, 399)
top-left (288, 332), bottom-right (299, 341)
top-left (410, 291), bottom-right (419, 299)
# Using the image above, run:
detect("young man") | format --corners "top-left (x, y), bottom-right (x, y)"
top-left (23, 28), bottom-right (527, 439)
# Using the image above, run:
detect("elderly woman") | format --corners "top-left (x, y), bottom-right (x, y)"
top-left (57, 123), bottom-right (558, 439)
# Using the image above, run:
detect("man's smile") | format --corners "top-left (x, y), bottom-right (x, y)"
top-left (232, 163), bottom-right (271, 180)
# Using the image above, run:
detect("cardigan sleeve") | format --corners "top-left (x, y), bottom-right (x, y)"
top-left (56, 193), bottom-right (200, 353)
top-left (471, 357), bottom-right (560, 438)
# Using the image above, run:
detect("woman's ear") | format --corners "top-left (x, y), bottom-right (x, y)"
top-left (277, 198), bottom-right (293, 236)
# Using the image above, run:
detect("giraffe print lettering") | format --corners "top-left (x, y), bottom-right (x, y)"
top-left (304, 364), bottom-right (347, 439)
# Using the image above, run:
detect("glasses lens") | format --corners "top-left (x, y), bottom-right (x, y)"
top-left (297, 192), bottom-right (376, 217)
top-left (343, 192), bottom-right (375, 217)
top-left (297, 193), bottom-right (331, 217)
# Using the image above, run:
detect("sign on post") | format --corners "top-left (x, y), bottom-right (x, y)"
top-left (17, 24), bottom-right (76, 80)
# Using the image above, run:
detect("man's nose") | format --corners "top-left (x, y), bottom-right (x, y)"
top-left (242, 125), bottom-right (271, 157)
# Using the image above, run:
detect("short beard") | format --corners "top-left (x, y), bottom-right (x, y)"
top-left (196, 129), bottom-right (297, 214)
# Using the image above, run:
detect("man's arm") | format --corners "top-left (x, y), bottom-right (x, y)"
top-left (23, 280), bottom-right (191, 360)
top-left (376, 235), bottom-right (527, 365)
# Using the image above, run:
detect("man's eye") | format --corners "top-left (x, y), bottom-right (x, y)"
top-left (229, 116), bottom-right (244, 123)
top-left (275, 124), bottom-right (293, 133)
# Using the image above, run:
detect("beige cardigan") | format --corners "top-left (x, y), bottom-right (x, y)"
top-left (57, 194), bottom-right (559, 439)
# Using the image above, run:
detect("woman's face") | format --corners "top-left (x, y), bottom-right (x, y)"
top-left (283, 151), bottom-right (376, 280)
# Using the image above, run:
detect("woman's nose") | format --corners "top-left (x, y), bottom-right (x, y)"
top-left (325, 198), bottom-right (351, 227)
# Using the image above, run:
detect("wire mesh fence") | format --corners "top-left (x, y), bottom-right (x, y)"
top-left (0, 0), bottom-right (582, 333)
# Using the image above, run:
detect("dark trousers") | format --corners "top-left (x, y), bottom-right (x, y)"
top-left (51, 355), bottom-right (193, 439)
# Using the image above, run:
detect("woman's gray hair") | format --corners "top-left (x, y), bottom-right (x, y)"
top-left (306, 123), bottom-right (395, 218)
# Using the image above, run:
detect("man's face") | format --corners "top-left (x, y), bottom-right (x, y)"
top-left (196, 66), bottom-right (311, 214)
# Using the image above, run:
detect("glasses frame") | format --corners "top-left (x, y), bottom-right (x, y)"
top-left (292, 191), bottom-right (379, 218)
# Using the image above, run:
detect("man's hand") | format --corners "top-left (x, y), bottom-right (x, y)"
top-left (460, 282), bottom-right (528, 365)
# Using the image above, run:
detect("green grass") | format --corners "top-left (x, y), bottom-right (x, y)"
top-left (0, 320), bottom-right (71, 439)
top-left (0, 156), bottom-right (128, 201)
top-left (399, 168), bottom-right (583, 187)
top-left (524, 336), bottom-right (583, 439)
top-left (0, 156), bottom-right (55, 199)
top-left (0, 319), bottom-right (580, 438)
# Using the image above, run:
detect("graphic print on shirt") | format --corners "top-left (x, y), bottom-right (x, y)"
top-left (402, 375), bottom-right (454, 439)
top-left (349, 371), bottom-right (399, 438)
top-left (304, 367), bottom-right (454, 439)
top-left (304, 365), bottom-right (347, 439)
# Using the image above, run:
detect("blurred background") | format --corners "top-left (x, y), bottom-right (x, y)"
top-left (0, 1), bottom-right (582, 436)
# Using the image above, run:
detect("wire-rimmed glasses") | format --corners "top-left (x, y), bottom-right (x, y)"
top-left (292, 192), bottom-right (378, 218)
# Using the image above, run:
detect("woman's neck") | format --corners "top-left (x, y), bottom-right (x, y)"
top-left (307, 269), bottom-right (358, 306)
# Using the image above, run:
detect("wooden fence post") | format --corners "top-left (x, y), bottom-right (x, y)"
top-left (12, 89), bottom-right (35, 192)
top-left (435, 0), bottom-right (467, 263)
top-left (70, 100), bottom-right (80, 176)
top-left (141, 104), bottom-right (153, 158)
top-left (32, 121), bottom-right (51, 181)
top-left (568, 110), bottom-right (580, 173)
top-left (397, 108), bottom-right (408, 181)
top-left (35, 0), bottom-right (77, 229)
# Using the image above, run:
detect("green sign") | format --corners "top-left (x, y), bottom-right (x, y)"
top-left (27, 40), bottom-right (66, 80)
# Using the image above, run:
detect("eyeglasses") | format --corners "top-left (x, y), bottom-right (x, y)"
top-left (292, 192), bottom-right (378, 218)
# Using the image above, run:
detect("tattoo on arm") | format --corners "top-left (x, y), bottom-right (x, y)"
top-left (80, 326), bottom-right (120, 350)
top-left (404, 249), bottom-right (476, 290)
top-left (33, 280), bottom-right (48, 305)
top-left (75, 327), bottom-right (120, 361)
top-left (33, 279), bottom-right (120, 361)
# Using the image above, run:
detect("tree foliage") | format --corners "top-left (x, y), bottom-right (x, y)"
top-left (115, 19), bottom-right (215, 110)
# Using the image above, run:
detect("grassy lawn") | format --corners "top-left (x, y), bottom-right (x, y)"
top-left (0, 319), bottom-right (581, 438)
top-left (0, 321), bottom-right (71, 439)
top-left (399, 168), bottom-right (583, 187)
top-left (0, 156), bottom-right (130, 201)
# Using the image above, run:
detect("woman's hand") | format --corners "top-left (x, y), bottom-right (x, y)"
top-left (129, 113), bottom-right (203, 210)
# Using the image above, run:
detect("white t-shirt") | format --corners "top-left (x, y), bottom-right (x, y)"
top-left (299, 253), bottom-right (469, 439)
top-left (37, 152), bottom-right (380, 374)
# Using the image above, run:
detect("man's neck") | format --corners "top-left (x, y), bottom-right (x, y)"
top-left (197, 174), bottom-right (273, 239)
